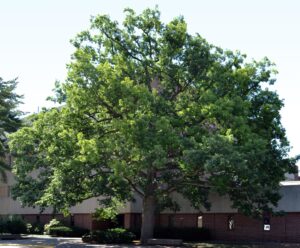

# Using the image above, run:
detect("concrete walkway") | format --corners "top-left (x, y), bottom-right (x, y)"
top-left (0, 235), bottom-right (83, 248)
top-left (0, 235), bottom-right (171, 248)
top-left (3, 236), bottom-right (300, 248)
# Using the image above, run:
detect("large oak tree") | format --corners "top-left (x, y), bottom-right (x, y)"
top-left (9, 8), bottom-right (296, 242)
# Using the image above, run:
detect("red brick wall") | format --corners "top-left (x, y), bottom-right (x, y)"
top-left (22, 214), bottom-right (37, 224)
top-left (285, 213), bottom-right (300, 242)
top-left (123, 213), bottom-right (198, 230)
top-left (22, 213), bottom-right (90, 229)
top-left (21, 213), bottom-right (117, 231)
top-left (22, 214), bottom-right (68, 226)
top-left (157, 214), bottom-right (198, 228)
top-left (124, 213), bottom-right (142, 230)
top-left (203, 213), bottom-right (300, 242)
top-left (20, 212), bottom-right (300, 243)
top-left (74, 214), bottom-right (93, 230)
top-left (92, 218), bottom-right (116, 230)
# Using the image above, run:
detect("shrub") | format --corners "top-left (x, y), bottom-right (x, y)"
top-left (48, 226), bottom-right (73, 237)
top-left (104, 228), bottom-right (135, 243)
top-left (70, 226), bottom-right (89, 237)
top-left (0, 218), bottom-right (8, 233)
top-left (50, 226), bottom-right (89, 237)
top-left (26, 223), bottom-right (32, 233)
top-left (27, 222), bottom-right (44, 234)
top-left (44, 219), bottom-right (62, 235)
top-left (154, 227), bottom-right (211, 241)
top-left (0, 215), bottom-right (27, 234)
top-left (43, 218), bottom-right (89, 237)
top-left (82, 228), bottom-right (136, 244)
top-left (128, 228), bottom-right (140, 239)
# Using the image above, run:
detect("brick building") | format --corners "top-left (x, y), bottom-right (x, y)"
top-left (2, 165), bottom-right (300, 242)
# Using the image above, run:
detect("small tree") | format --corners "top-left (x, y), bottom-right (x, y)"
top-left (9, 8), bottom-right (296, 243)
top-left (0, 77), bottom-right (22, 182)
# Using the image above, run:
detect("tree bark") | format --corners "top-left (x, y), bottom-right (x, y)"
top-left (140, 195), bottom-right (156, 244)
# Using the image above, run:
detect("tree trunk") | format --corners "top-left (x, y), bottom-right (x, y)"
top-left (140, 195), bottom-right (156, 244)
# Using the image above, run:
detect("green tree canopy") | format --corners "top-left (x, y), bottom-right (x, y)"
top-left (9, 8), bottom-right (296, 242)
top-left (0, 77), bottom-right (22, 182)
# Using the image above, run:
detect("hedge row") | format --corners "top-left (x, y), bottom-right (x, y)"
top-left (0, 216), bottom-right (88, 237)
top-left (154, 227), bottom-right (211, 241)
top-left (45, 219), bottom-right (89, 237)
top-left (0, 216), bottom-right (27, 234)
top-left (82, 228), bottom-right (136, 244)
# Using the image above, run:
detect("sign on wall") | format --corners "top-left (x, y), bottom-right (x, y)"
top-left (264, 224), bottom-right (271, 231)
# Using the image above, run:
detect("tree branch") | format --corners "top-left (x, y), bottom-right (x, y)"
top-left (84, 113), bottom-right (113, 123)
top-left (124, 176), bottom-right (145, 197)
top-left (101, 29), bottom-right (144, 63)
top-left (98, 98), bottom-right (123, 118)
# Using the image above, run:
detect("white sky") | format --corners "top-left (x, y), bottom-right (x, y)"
top-left (0, 0), bottom-right (299, 158)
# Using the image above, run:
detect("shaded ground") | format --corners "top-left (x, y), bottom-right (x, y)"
top-left (0, 235), bottom-right (80, 248)
top-left (1, 236), bottom-right (300, 248)
top-left (188, 242), bottom-right (300, 248)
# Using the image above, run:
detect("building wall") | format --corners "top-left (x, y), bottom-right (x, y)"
top-left (0, 170), bottom-right (131, 232)
top-left (4, 161), bottom-right (300, 242)
top-left (275, 184), bottom-right (300, 212)
top-left (20, 213), bottom-right (94, 230)
top-left (203, 212), bottom-right (300, 242)
top-left (0, 171), bottom-right (131, 215)
top-left (157, 213), bottom-right (198, 228)
top-left (129, 192), bottom-right (236, 214)
top-left (124, 212), bottom-right (199, 230)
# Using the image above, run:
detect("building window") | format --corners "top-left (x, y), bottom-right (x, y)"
top-left (197, 216), bottom-right (203, 228)
top-left (228, 216), bottom-right (235, 231)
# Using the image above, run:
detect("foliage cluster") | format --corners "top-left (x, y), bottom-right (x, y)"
top-left (48, 225), bottom-right (73, 236)
top-left (44, 218), bottom-right (61, 234)
top-left (44, 218), bottom-right (88, 237)
top-left (82, 228), bottom-right (136, 244)
top-left (26, 222), bottom-right (44, 234)
top-left (154, 227), bottom-right (210, 241)
top-left (0, 215), bottom-right (27, 234)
